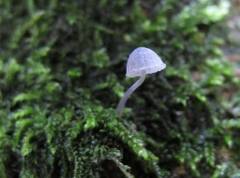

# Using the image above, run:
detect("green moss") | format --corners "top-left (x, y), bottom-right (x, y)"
top-left (0, 0), bottom-right (240, 177)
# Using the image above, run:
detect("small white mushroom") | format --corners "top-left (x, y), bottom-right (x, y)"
top-left (116, 47), bottom-right (166, 117)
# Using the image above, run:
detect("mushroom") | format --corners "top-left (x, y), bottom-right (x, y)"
top-left (116, 47), bottom-right (166, 117)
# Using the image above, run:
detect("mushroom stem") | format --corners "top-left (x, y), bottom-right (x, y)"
top-left (116, 74), bottom-right (146, 117)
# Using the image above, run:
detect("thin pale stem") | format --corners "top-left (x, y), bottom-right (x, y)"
top-left (116, 74), bottom-right (146, 117)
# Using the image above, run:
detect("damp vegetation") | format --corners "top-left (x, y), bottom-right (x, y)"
top-left (0, 0), bottom-right (240, 178)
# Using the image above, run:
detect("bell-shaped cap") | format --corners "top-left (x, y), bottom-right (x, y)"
top-left (126, 47), bottom-right (166, 77)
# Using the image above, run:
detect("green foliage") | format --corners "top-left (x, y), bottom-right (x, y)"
top-left (0, 0), bottom-right (239, 177)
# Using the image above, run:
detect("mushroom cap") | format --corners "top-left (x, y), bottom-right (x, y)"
top-left (126, 47), bottom-right (166, 78)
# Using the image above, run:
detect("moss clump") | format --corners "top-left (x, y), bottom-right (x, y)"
top-left (0, 0), bottom-right (240, 177)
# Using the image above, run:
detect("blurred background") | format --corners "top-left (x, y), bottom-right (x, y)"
top-left (226, 0), bottom-right (240, 77)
